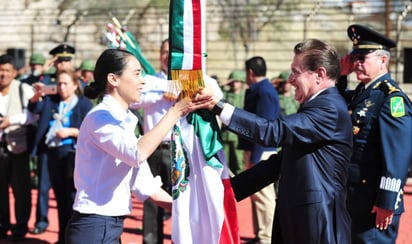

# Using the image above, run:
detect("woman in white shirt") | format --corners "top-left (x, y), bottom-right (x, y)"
top-left (65, 49), bottom-right (192, 244)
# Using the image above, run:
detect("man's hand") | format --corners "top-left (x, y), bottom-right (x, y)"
top-left (371, 205), bottom-right (394, 230)
top-left (43, 56), bottom-right (57, 71)
top-left (190, 86), bottom-right (218, 111)
top-left (340, 54), bottom-right (353, 76)
top-left (0, 117), bottom-right (10, 129)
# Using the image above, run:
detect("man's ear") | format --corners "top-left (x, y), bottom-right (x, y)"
top-left (317, 67), bottom-right (327, 79)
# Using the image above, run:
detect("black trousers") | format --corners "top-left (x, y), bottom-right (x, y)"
top-left (47, 145), bottom-right (76, 243)
top-left (142, 145), bottom-right (171, 244)
top-left (0, 149), bottom-right (31, 236)
top-left (34, 152), bottom-right (51, 229)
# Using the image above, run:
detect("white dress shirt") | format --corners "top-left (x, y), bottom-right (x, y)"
top-left (133, 73), bottom-right (174, 141)
top-left (72, 95), bottom-right (162, 216)
top-left (131, 73), bottom-right (224, 141)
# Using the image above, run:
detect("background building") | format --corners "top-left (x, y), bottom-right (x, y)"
top-left (1, 0), bottom-right (412, 94)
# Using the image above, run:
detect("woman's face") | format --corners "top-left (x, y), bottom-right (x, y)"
top-left (57, 72), bottom-right (78, 101)
top-left (117, 56), bottom-right (144, 105)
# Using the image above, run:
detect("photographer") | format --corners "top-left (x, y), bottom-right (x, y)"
top-left (0, 54), bottom-right (37, 241)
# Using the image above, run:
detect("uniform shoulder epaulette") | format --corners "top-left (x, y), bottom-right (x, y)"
top-left (373, 80), bottom-right (400, 95)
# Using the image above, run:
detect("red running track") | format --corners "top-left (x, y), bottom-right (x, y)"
top-left (3, 182), bottom-right (412, 244)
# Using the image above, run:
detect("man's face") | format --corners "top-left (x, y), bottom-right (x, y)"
top-left (350, 51), bottom-right (386, 84)
top-left (160, 42), bottom-right (169, 73)
top-left (54, 59), bottom-right (73, 72)
top-left (31, 64), bottom-right (44, 76)
top-left (0, 63), bottom-right (16, 90)
top-left (289, 54), bottom-right (318, 104)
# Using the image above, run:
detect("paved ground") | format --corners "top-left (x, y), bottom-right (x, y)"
top-left (3, 180), bottom-right (412, 244)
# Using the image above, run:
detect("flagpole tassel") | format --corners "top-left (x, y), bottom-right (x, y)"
top-left (170, 69), bottom-right (204, 99)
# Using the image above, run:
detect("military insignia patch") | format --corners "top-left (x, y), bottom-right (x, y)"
top-left (390, 96), bottom-right (405, 117)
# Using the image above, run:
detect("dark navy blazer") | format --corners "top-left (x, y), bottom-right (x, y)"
top-left (229, 87), bottom-right (353, 244)
top-left (237, 78), bottom-right (280, 163)
top-left (28, 94), bottom-right (92, 156)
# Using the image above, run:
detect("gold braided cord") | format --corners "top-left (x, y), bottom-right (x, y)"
top-left (169, 69), bottom-right (205, 99)
top-left (354, 44), bottom-right (385, 50)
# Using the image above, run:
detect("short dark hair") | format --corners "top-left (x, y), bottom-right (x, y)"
top-left (0, 54), bottom-right (16, 69)
top-left (161, 38), bottom-right (168, 51)
top-left (293, 39), bottom-right (340, 81)
top-left (84, 49), bottom-right (134, 99)
top-left (245, 56), bottom-right (266, 76)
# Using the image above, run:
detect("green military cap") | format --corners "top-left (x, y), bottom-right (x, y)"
top-left (278, 71), bottom-right (290, 82)
top-left (227, 69), bottom-right (246, 83)
top-left (79, 59), bottom-right (95, 71)
top-left (30, 53), bottom-right (46, 65)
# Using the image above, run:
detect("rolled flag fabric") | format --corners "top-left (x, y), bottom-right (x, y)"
top-left (105, 17), bottom-right (156, 76)
top-left (168, 1), bottom-right (240, 243)
top-left (168, 0), bottom-right (204, 98)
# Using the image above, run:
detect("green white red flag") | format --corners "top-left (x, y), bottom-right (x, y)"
top-left (168, 1), bottom-right (240, 243)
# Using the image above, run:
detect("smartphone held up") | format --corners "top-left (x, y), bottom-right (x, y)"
top-left (40, 84), bottom-right (57, 95)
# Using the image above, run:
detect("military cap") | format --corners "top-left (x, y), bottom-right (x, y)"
top-left (29, 53), bottom-right (46, 65)
top-left (227, 70), bottom-right (246, 83)
top-left (49, 43), bottom-right (75, 61)
top-left (347, 24), bottom-right (396, 55)
top-left (277, 71), bottom-right (290, 82)
top-left (79, 59), bottom-right (95, 71)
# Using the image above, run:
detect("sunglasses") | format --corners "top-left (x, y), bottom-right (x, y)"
top-left (350, 54), bottom-right (378, 63)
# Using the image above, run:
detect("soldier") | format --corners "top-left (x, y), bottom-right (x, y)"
top-left (43, 43), bottom-right (76, 85)
top-left (21, 53), bottom-right (46, 85)
top-left (221, 70), bottom-right (247, 175)
top-left (78, 59), bottom-right (95, 90)
top-left (339, 24), bottom-right (412, 244)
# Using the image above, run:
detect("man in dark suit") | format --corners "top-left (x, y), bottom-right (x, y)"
top-left (194, 38), bottom-right (353, 243)
top-left (339, 24), bottom-right (412, 244)
top-left (238, 56), bottom-right (280, 244)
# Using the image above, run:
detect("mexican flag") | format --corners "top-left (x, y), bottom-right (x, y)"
top-left (171, 109), bottom-right (240, 244)
top-left (105, 17), bottom-right (156, 76)
top-left (169, 0), bottom-right (240, 243)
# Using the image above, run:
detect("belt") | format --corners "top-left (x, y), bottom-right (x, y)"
top-left (157, 141), bottom-right (171, 150)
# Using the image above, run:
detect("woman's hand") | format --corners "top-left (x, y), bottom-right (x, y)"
top-left (55, 128), bottom-right (79, 139)
top-left (172, 94), bottom-right (193, 116)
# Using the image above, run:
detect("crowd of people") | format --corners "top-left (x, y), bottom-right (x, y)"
top-left (0, 23), bottom-right (411, 244)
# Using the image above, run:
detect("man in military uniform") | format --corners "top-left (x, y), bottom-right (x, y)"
top-left (42, 43), bottom-right (76, 85)
top-left (339, 24), bottom-right (412, 244)
top-left (78, 59), bottom-right (95, 90)
top-left (221, 69), bottom-right (246, 175)
top-left (271, 71), bottom-right (299, 117)
top-left (21, 53), bottom-right (46, 85)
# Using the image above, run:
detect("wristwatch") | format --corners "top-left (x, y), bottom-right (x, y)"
top-left (211, 99), bottom-right (225, 115)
